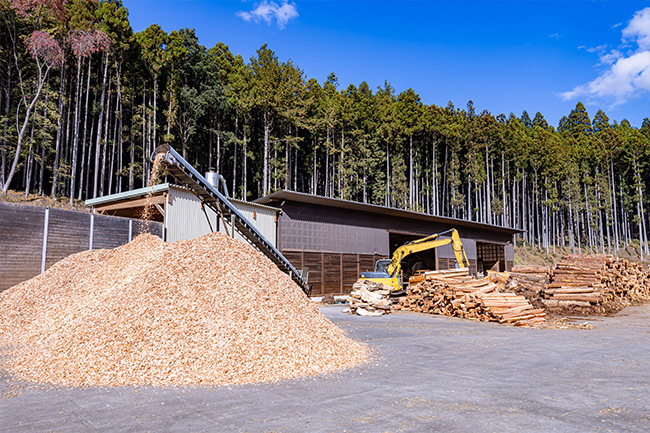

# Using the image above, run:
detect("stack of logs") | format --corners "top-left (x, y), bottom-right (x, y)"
top-left (508, 265), bottom-right (551, 309)
top-left (397, 268), bottom-right (546, 326)
top-left (510, 265), bottom-right (551, 291)
top-left (543, 255), bottom-right (650, 312)
top-left (345, 279), bottom-right (394, 316)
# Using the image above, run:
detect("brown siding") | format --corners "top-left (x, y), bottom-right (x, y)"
top-left (358, 255), bottom-right (375, 273)
top-left (303, 252), bottom-right (323, 296)
top-left (282, 250), bottom-right (389, 296)
top-left (323, 253), bottom-right (341, 295)
top-left (282, 251), bottom-right (303, 271)
top-left (342, 254), bottom-right (359, 291)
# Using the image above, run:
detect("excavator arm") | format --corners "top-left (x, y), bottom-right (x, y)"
top-left (386, 229), bottom-right (469, 278)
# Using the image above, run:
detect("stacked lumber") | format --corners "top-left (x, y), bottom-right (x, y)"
top-left (398, 268), bottom-right (545, 326)
top-left (345, 279), bottom-right (394, 316)
top-left (542, 255), bottom-right (650, 312)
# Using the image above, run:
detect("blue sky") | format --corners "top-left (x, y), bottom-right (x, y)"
top-left (125, 0), bottom-right (650, 127)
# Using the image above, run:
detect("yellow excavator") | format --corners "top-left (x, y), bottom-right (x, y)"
top-left (358, 228), bottom-right (470, 291)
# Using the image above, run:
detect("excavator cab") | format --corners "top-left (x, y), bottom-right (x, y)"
top-left (374, 259), bottom-right (391, 274)
top-left (358, 228), bottom-right (470, 291)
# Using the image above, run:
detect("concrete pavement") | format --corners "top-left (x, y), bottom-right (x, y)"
top-left (1, 305), bottom-right (649, 432)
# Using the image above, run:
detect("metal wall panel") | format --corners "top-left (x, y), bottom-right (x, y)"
top-left (279, 218), bottom-right (388, 255)
top-left (0, 203), bottom-right (44, 290)
top-left (0, 202), bottom-right (161, 292)
top-left (166, 187), bottom-right (219, 242)
top-left (166, 186), bottom-right (277, 248)
top-left (228, 199), bottom-right (277, 247)
top-left (279, 200), bottom-right (515, 253)
top-left (435, 237), bottom-right (476, 260)
top-left (45, 208), bottom-right (91, 269)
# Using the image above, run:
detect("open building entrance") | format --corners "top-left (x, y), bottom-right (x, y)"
top-left (476, 242), bottom-right (505, 275)
top-left (389, 232), bottom-right (437, 281)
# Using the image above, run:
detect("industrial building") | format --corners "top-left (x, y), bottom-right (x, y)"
top-left (86, 183), bottom-right (521, 297)
top-left (85, 183), bottom-right (279, 246)
top-left (254, 190), bottom-right (522, 296)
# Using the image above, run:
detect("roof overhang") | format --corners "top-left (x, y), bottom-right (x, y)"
top-left (254, 190), bottom-right (523, 235)
top-left (86, 183), bottom-right (280, 213)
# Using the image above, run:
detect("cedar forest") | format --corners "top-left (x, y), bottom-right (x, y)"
top-left (1, 0), bottom-right (649, 257)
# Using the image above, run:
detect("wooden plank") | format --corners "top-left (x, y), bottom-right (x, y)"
top-left (93, 195), bottom-right (166, 212)
top-left (323, 253), bottom-right (342, 295)
top-left (303, 252), bottom-right (323, 296)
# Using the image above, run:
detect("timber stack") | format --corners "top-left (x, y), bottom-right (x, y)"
top-left (508, 264), bottom-right (551, 309)
top-left (345, 279), bottom-right (394, 316)
top-left (510, 265), bottom-right (551, 291)
top-left (397, 268), bottom-right (546, 326)
top-left (542, 255), bottom-right (650, 313)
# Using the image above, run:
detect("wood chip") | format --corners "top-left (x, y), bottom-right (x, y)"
top-left (0, 232), bottom-right (368, 386)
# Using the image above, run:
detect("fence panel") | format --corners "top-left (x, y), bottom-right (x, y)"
top-left (0, 202), bottom-right (162, 292)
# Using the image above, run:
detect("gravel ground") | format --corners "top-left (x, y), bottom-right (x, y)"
top-left (1, 304), bottom-right (649, 433)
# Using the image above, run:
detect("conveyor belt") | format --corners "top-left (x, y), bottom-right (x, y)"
top-left (151, 144), bottom-right (309, 294)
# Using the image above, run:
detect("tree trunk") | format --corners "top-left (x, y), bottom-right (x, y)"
top-left (69, 56), bottom-right (83, 204)
top-left (93, 54), bottom-right (109, 198)
top-left (78, 57), bottom-right (92, 200)
top-left (242, 128), bottom-right (247, 199)
top-left (262, 110), bottom-right (270, 196)
top-left (100, 82), bottom-right (112, 196)
top-left (2, 58), bottom-right (54, 196)
top-left (0, 56), bottom-right (11, 190)
top-left (129, 95), bottom-right (135, 191)
top-left (50, 66), bottom-right (66, 198)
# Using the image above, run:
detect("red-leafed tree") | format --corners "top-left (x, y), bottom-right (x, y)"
top-left (1, 22), bottom-right (64, 195)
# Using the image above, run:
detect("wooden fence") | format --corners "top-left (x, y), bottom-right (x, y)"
top-left (0, 202), bottom-right (163, 292)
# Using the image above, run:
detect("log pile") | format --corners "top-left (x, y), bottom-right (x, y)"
top-left (345, 279), bottom-right (394, 316)
top-left (508, 264), bottom-right (551, 309)
top-left (510, 265), bottom-right (551, 291)
top-left (542, 255), bottom-right (650, 313)
top-left (397, 268), bottom-right (546, 326)
top-left (600, 257), bottom-right (650, 306)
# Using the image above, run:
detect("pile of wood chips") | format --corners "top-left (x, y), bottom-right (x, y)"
top-left (0, 232), bottom-right (368, 387)
top-left (397, 268), bottom-right (546, 326)
top-left (344, 279), bottom-right (394, 316)
top-left (542, 254), bottom-right (650, 314)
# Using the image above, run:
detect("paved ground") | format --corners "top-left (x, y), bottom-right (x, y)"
top-left (1, 305), bottom-right (649, 432)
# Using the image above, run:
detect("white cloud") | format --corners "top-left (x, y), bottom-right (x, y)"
top-left (237, 1), bottom-right (299, 30)
top-left (622, 7), bottom-right (650, 50)
top-left (584, 44), bottom-right (607, 54)
top-left (560, 7), bottom-right (650, 106)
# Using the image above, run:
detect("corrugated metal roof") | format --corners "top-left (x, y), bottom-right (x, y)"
top-left (86, 184), bottom-right (280, 213)
top-left (85, 183), bottom-right (171, 206)
top-left (254, 190), bottom-right (523, 234)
